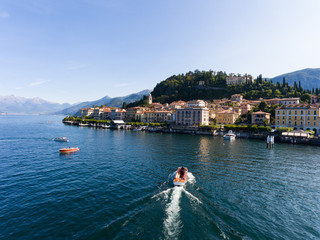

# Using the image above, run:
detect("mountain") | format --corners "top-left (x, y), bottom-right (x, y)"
top-left (271, 68), bottom-right (320, 90)
top-left (0, 95), bottom-right (71, 115)
top-left (54, 89), bottom-right (151, 115)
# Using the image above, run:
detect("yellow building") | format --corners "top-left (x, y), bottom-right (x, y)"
top-left (275, 104), bottom-right (320, 130)
top-left (215, 109), bottom-right (239, 125)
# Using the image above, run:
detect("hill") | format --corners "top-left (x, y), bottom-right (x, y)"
top-left (271, 68), bottom-right (320, 90)
top-left (54, 89), bottom-right (151, 115)
top-left (0, 95), bottom-right (71, 115)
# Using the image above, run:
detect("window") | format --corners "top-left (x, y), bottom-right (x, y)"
top-left (307, 116), bottom-right (310, 120)
top-left (277, 116), bottom-right (280, 119)
top-left (308, 110), bottom-right (310, 115)
top-left (277, 121), bottom-right (279, 125)
top-left (314, 111), bottom-right (317, 115)
top-left (295, 110), bottom-right (297, 115)
top-left (294, 121), bottom-right (297, 126)
top-left (289, 121), bottom-right (291, 125)
top-left (307, 122), bottom-right (310, 126)
top-left (314, 116), bottom-right (317, 120)
top-left (283, 111), bottom-right (285, 115)
top-left (295, 116), bottom-right (297, 120)
top-left (282, 121), bottom-right (285, 124)
top-left (289, 110), bottom-right (291, 115)
top-left (277, 110), bottom-right (280, 115)
top-left (301, 110), bottom-right (303, 115)
top-left (314, 122), bottom-right (316, 126)
top-left (300, 121), bottom-right (303, 125)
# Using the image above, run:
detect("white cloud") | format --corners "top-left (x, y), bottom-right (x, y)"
top-left (0, 12), bottom-right (10, 18)
top-left (29, 79), bottom-right (49, 87)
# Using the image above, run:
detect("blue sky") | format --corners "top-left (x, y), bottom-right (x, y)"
top-left (1, 0), bottom-right (320, 104)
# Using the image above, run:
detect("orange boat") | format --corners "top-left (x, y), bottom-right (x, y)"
top-left (173, 167), bottom-right (188, 186)
top-left (59, 147), bottom-right (79, 154)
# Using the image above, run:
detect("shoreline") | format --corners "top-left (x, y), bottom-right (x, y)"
top-left (63, 120), bottom-right (320, 147)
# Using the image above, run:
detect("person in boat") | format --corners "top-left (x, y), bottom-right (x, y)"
top-left (179, 166), bottom-right (185, 178)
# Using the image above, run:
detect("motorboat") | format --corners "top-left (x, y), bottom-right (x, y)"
top-left (54, 137), bottom-right (69, 142)
top-left (59, 147), bottom-right (79, 154)
top-left (223, 130), bottom-right (236, 140)
top-left (173, 167), bottom-right (188, 186)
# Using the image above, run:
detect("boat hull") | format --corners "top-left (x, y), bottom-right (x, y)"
top-left (173, 167), bottom-right (188, 186)
top-left (59, 147), bottom-right (79, 153)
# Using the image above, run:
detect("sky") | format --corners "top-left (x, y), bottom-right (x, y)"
top-left (1, 0), bottom-right (320, 104)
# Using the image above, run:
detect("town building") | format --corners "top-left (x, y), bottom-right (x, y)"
top-left (226, 75), bottom-right (254, 85)
top-left (251, 111), bottom-right (271, 125)
top-left (79, 108), bottom-right (94, 117)
top-left (110, 109), bottom-right (126, 120)
top-left (187, 100), bottom-right (206, 108)
top-left (215, 109), bottom-right (239, 125)
top-left (175, 107), bottom-right (209, 126)
top-left (142, 110), bottom-right (171, 123)
top-left (230, 94), bottom-right (243, 103)
top-left (275, 104), bottom-right (320, 131)
top-left (92, 108), bottom-right (103, 120)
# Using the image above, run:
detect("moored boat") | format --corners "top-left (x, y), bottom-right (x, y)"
top-left (59, 147), bottom-right (79, 153)
top-left (173, 166), bottom-right (188, 186)
top-left (223, 130), bottom-right (236, 140)
top-left (54, 137), bottom-right (69, 142)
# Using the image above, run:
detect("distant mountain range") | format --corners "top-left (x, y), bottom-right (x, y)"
top-left (52, 89), bottom-right (151, 115)
top-left (271, 68), bottom-right (320, 90)
top-left (0, 90), bottom-right (150, 115)
top-left (0, 95), bottom-right (71, 115)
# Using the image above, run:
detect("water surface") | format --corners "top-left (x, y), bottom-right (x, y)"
top-left (0, 115), bottom-right (319, 239)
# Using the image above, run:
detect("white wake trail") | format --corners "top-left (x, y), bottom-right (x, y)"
top-left (163, 187), bottom-right (183, 239)
top-left (182, 189), bottom-right (202, 204)
top-left (152, 188), bottom-right (172, 201)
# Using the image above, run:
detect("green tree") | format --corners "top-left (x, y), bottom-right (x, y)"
top-left (301, 93), bottom-right (312, 103)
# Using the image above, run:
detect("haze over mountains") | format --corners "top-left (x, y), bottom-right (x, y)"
top-left (0, 90), bottom-right (151, 115)
top-left (271, 68), bottom-right (320, 90)
top-left (1, 68), bottom-right (320, 115)
top-left (0, 95), bottom-right (71, 115)
top-left (53, 89), bottom-right (151, 115)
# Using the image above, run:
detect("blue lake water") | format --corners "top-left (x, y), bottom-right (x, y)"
top-left (0, 115), bottom-right (319, 239)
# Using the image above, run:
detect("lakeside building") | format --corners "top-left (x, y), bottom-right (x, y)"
top-left (275, 104), bottom-right (320, 131)
top-left (80, 108), bottom-right (94, 117)
top-left (110, 109), bottom-right (126, 120)
top-left (215, 109), bottom-right (239, 125)
top-left (226, 75), bottom-right (254, 85)
top-left (93, 108), bottom-right (103, 120)
top-left (101, 108), bottom-right (111, 120)
top-left (125, 107), bottom-right (147, 122)
top-left (175, 107), bottom-right (209, 126)
top-left (142, 110), bottom-right (171, 123)
top-left (251, 111), bottom-right (271, 125)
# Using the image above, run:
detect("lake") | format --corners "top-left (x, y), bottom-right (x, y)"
top-left (0, 115), bottom-right (319, 239)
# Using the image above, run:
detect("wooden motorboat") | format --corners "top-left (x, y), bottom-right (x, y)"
top-left (173, 167), bottom-right (188, 186)
top-left (59, 147), bottom-right (79, 154)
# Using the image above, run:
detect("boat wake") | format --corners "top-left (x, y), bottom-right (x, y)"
top-left (151, 172), bottom-right (202, 239)
top-left (163, 187), bottom-right (183, 239)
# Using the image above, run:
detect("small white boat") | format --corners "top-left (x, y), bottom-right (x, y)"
top-left (173, 167), bottom-right (188, 186)
top-left (223, 130), bottom-right (236, 140)
top-left (54, 137), bottom-right (69, 142)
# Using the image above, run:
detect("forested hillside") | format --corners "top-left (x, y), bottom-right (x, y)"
top-left (128, 70), bottom-right (316, 108)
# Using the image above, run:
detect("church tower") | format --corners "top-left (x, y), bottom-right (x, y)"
top-left (148, 93), bottom-right (152, 105)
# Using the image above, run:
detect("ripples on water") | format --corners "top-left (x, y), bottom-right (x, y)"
top-left (0, 115), bottom-right (320, 240)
